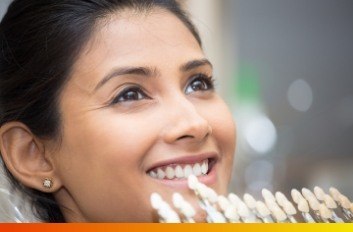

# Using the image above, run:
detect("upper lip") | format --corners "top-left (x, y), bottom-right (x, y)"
top-left (146, 152), bottom-right (219, 172)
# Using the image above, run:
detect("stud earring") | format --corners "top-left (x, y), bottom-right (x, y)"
top-left (43, 178), bottom-right (53, 189)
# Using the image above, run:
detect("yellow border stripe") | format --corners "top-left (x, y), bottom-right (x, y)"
top-left (0, 223), bottom-right (353, 232)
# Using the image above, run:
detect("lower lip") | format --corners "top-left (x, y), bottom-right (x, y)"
top-left (149, 164), bottom-right (218, 190)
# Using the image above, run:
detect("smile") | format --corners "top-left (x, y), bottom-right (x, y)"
top-left (147, 158), bottom-right (216, 180)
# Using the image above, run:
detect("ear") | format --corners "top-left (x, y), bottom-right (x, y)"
top-left (0, 122), bottom-right (62, 193)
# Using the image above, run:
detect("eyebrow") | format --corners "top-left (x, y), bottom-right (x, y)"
top-left (94, 58), bottom-right (212, 91)
top-left (180, 58), bottom-right (212, 72)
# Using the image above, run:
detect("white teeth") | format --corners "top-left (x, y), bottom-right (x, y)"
top-left (148, 159), bottom-right (210, 180)
top-left (201, 161), bottom-right (208, 174)
top-left (165, 166), bottom-right (175, 179)
top-left (192, 163), bottom-right (202, 176)
top-left (184, 165), bottom-right (193, 177)
top-left (175, 165), bottom-right (184, 178)
top-left (149, 170), bottom-right (157, 178)
top-left (157, 168), bottom-right (165, 179)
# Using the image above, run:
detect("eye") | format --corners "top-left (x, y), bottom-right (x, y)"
top-left (185, 74), bottom-right (215, 94)
top-left (111, 86), bottom-right (149, 104)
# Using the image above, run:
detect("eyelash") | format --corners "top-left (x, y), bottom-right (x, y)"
top-left (110, 73), bottom-right (215, 105)
top-left (110, 86), bottom-right (149, 104)
top-left (185, 73), bottom-right (215, 94)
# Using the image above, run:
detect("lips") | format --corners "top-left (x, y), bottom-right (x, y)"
top-left (146, 153), bottom-right (217, 181)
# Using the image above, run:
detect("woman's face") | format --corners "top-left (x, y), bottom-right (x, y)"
top-left (51, 9), bottom-right (236, 222)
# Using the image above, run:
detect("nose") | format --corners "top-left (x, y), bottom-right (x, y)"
top-left (161, 96), bottom-right (212, 144)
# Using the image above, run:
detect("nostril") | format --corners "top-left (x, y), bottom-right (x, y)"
top-left (162, 117), bottom-right (211, 143)
top-left (207, 125), bottom-right (212, 136)
top-left (176, 135), bottom-right (193, 140)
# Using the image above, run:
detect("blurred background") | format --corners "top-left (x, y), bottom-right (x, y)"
top-left (183, 0), bottom-right (353, 199)
top-left (0, 0), bottom-right (352, 218)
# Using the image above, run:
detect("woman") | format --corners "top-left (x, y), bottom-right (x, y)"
top-left (0, 0), bottom-right (236, 222)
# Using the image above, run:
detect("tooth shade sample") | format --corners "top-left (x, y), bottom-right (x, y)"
top-left (314, 186), bottom-right (325, 201)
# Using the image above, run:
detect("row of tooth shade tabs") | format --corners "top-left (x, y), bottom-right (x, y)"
top-left (150, 175), bottom-right (353, 223)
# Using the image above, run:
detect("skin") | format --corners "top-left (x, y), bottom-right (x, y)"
top-left (46, 9), bottom-right (236, 222)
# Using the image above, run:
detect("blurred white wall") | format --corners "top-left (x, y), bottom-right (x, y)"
top-left (183, 0), bottom-right (237, 99)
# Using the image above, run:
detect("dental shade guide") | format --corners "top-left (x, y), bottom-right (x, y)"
top-left (150, 175), bottom-right (353, 223)
top-left (150, 193), bottom-right (181, 223)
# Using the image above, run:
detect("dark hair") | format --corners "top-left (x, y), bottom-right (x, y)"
top-left (0, 0), bottom-right (201, 222)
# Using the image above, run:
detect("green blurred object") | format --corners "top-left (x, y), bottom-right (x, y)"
top-left (233, 64), bottom-right (261, 104)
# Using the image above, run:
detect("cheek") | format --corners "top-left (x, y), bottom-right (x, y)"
top-left (204, 98), bottom-right (236, 153)
top-left (61, 111), bottom-right (157, 169)
top-left (202, 99), bottom-right (236, 182)
top-left (55, 112), bottom-right (160, 221)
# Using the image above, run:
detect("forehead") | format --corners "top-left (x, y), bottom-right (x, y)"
top-left (69, 9), bottom-right (204, 89)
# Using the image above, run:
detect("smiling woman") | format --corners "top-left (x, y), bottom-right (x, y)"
top-left (0, 0), bottom-right (236, 222)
